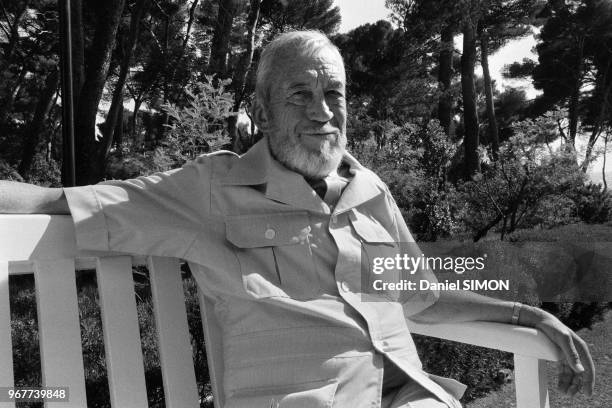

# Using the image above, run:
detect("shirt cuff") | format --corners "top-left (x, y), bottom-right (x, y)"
top-left (63, 186), bottom-right (110, 251)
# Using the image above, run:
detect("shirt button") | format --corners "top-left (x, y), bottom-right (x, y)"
top-left (264, 228), bottom-right (276, 239)
top-left (340, 281), bottom-right (350, 292)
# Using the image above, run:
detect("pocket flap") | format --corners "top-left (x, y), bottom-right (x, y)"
top-left (427, 373), bottom-right (467, 401)
top-left (226, 212), bottom-right (312, 248)
top-left (226, 380), bottom-right (338, 408)
top-left (349, 209), bottom-right (395, 243)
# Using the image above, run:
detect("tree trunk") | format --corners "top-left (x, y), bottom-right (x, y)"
top-left (71, 0), bottom-right (85, 95)
top-left (568, 37), bottom-right (585, 146)
top-left (581, 64), bottom-right (612, 172)
top-left (461, 18), bottom-right (480, 178)
top-left (603, 131), bottom-right (609, 192)
top-left (229, 0), bottom-right (262, 151)
top-left (437, 24), bottom-right (454, 135)
top-left (209, 0), bottom-right (238, 76)
top-left (131, 97), bottom-right (143, 142)
top-left (74, 0), bottom-right (126, 185)
top-left (479, 29), bottom-right (499, 160)
top-left (102, 0), bottom-right (149, 159)
top-left (18, 70), bottom-right (60, 177)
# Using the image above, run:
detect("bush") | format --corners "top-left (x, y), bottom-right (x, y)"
top-left (415, 336), bottom-right (513, 403)
top-left (350, 119), bottom-right (460, 240)
top-left (507, 222), bottom-right (612, 330)
top-left (456, 114), bottom-right (586, 240)
top-left (571, 183), bottom-right (612, 224)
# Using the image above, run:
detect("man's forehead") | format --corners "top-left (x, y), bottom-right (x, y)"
top-left (284, 63), bottom-right (345, 85)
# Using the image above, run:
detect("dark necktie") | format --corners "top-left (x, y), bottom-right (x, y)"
top-left (305, 176), bottom-right (348, 207)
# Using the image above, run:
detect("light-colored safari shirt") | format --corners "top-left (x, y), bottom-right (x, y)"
top-left (64, 137), bottom-right (466, 408)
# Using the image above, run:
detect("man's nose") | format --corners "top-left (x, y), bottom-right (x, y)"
top-left (307, 95), bottom-right (333, 122)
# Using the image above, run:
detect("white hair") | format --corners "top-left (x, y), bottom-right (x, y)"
top-left (254, 30), bottom-right (343, 107)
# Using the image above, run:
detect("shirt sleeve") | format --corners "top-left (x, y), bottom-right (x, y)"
top-left (386, 192), bottom-right (441, 317)
top-left (63, 155), bottom-right (213, 259)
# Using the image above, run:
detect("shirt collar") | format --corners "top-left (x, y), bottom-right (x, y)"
top-left (219, 136), bottom-right (385, 213)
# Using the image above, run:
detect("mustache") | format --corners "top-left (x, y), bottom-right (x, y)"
top-left (299, 127), bottom-right (340, 135)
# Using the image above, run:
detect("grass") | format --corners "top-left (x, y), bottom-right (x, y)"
top-left (467, 310), bottom-right (612, 407)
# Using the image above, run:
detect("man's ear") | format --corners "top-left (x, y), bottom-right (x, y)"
top-left (252, 99), bottom-right (272, 132)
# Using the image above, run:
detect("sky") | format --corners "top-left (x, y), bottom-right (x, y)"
top-left (332, 0), bottom-right (611, 184)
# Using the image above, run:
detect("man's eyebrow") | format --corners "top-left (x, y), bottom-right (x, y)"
top-left (326, 80), bottom-right (344, 89)
top-left (286, 82), bottom-right (311, 90)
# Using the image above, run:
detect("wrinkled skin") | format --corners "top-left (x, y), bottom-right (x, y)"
top-left (257, 46), bottom-right (347, 178)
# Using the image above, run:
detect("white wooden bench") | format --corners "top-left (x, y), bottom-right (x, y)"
top-left (0, 215), bottom-right (562, 408)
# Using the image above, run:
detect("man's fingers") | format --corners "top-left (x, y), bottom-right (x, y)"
top-left (575, 336), bottom-right (596, 396)
top-left (557, 332), bottom-right (585, 373)
top-left (567, 372), bottom-right (582, 397)
top-left (558, 362), bottom-right (573, 394)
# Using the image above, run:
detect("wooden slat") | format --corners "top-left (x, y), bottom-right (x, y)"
top-left (514, 355), bottom-right (550, 408)
top-left (0, 216), bottom-right (77, 261)
top-left (96, 257), bottom-right (148, 408)
top-left (0, 261), bottom-right (15, 408)
top-left (148, 257), bottom-right (199, 408)
top-left (0, 215), bottom-right (126, 263)
top-left (34, 259), bottom-right (87, 408)
top-left (407, 321), bottom-right (563, 361)
top-left (196, 281), bottom-right (224, 408)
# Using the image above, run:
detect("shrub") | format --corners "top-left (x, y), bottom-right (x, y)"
top-left (571, 182), bottom-right (612, 224)
top-left (414, 336), bottom-right (513, 403)
top-left (161, 76), bottom-right (236, 168)
top-left (507, 222), bottom-right (612, 330)
top-left (350, 119), bottom-right (460, 240)
top-left (457, 114), bottom-right (586, 241)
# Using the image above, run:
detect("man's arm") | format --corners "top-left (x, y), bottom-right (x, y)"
top-left (410, 289), bottom-right (595, 397)
top-left (0, 180), bottom-right (69, 214)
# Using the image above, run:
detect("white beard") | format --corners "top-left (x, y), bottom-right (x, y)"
top-left (268, 133), bottom-right (345, 178)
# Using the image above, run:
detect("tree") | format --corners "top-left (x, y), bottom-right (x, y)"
top-left (73, 0), bottom-right (127, 185)
top-left (460, 1), bottom-right (481, 177)
top-left (102, 0), bottom-right (151, 158)
top-left (386, 0), bottom-right (461, 134)
top-left (228, 0), bottom-right (262, 151)
top-left (259, 0), bottom-right (341, 35)
top-left (209, 0), bottom-right (240, 76)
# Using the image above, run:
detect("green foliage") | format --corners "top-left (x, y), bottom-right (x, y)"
top-left (506, 222), bottom-right (612, 331)
top-left (162, 76), bottom-right (236, 165)
top-left (456, 112), bottom-right (587, 240)
top-left (415, 336), bottom-right (513, 403)
top-left (106, 76), bottom-right (236, 179)
top-left (351, 118), bottom-right (460, 241)
top-left (25, 154), bottom-right (62, 187)
top-left (570, 183), bottom-right (612, 224)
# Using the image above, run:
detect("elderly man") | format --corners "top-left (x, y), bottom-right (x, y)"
top-left (0, 31), bottom-right (595, 407)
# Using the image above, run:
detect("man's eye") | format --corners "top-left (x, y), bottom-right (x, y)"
top-left (326, 90), bottom-right (344, 98)
top-left (288, 91), bottom-right (311, 104)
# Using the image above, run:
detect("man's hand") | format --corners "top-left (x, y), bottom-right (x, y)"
top-left (521, 305), bottom-right (595, 397)
top-left (0, 180), bottom-right (69, 214)
top-left (410, 290), bottom-right (596, 397)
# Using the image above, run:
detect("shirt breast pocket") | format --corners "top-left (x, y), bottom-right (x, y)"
top-left (348, 209), bottom-right (404, 300)
top-left (225, 212), bottom-right (321, 300)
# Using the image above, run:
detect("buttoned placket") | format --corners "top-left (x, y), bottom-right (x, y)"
top-left (328, 207), bottom-right (462, 408)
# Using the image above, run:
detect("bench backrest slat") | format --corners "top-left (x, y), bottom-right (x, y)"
top-left (0, 261), bottom-right (15, 407)
top-left (34, 259), bottom-right (87, 407)
top-left (195, 274), bottom-right (225, 408)
top-left (148, 257), bottom-right (199, 408)
top-left (96, 256), bottom-right (148, 408)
